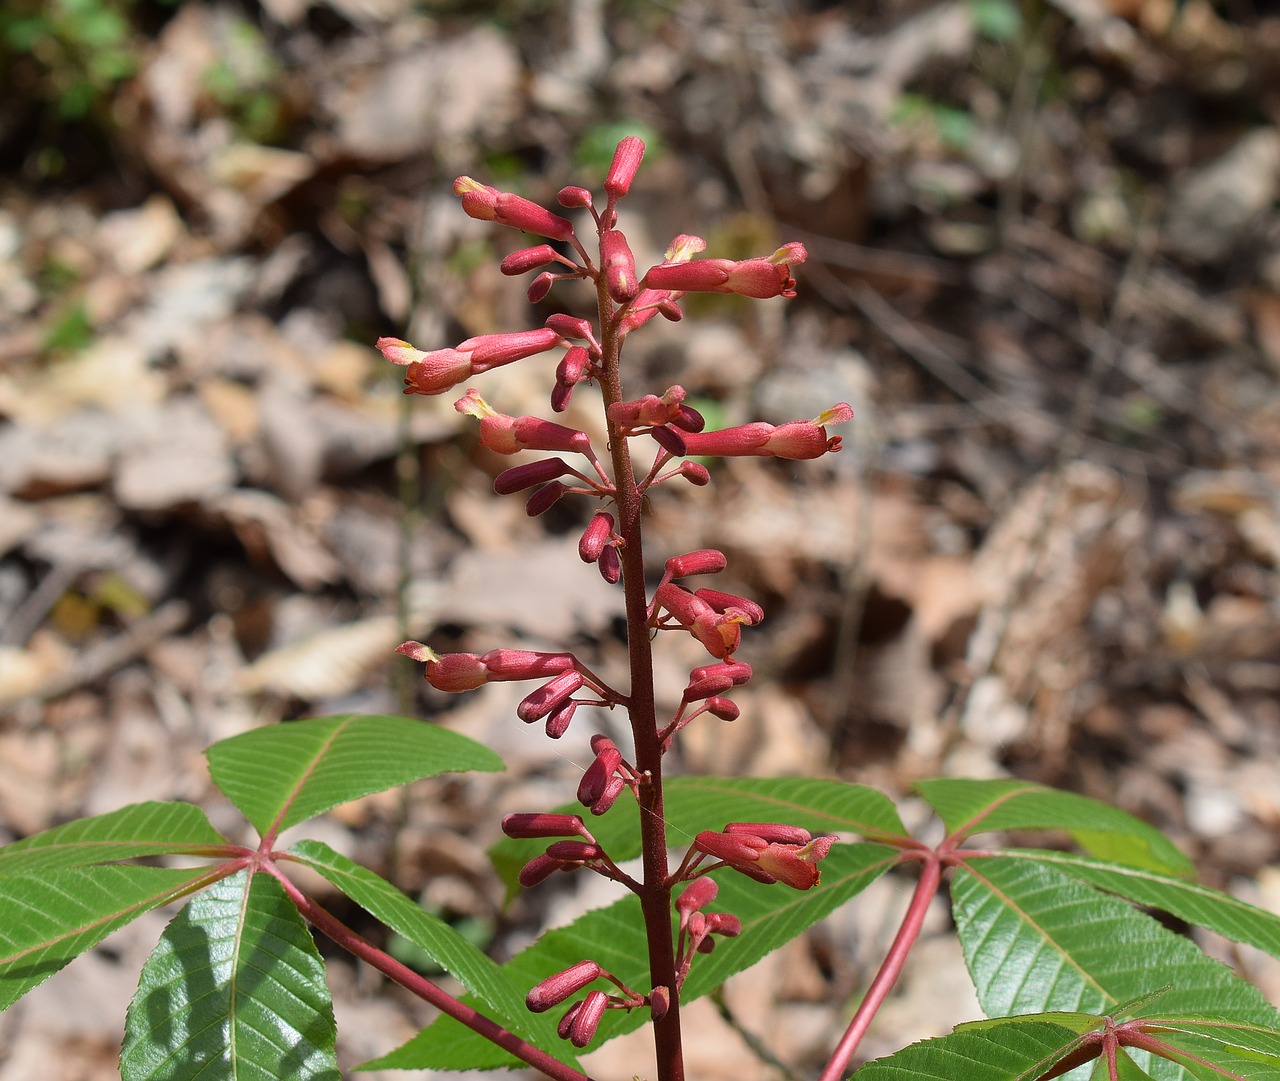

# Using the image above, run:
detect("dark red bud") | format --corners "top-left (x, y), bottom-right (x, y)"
top-left (666, 549), bottom-right (727, 578)
top-left (705, 696), bottom-right (740, 721)
top-left (526, 480), bottom-right (567, 517)
top-left (679, 462), bottom-right (710, 486)
top-left (546, 840), bottom-right (604, 862)
top-left (545, 700), bottom-right (577, 738)
top-left (696, 936), bottom-right (717, 954)
top-left (597, 545), bottom-right (621, 584)
top-left (590, 774), bottom-right (626, 815)
top-left (649, 985), bottom-right (670, 1021)
top-left (494, 457), bottom-right (571, 495)
top-left (672, 405), bottom-right (706, 432)
top-left (501, 245), bottom-right (560, 275)
top-left (551, 383), bottom-right (573, 412)
top-left (579, 512), bottom-right (615, 562)
top-left (600, 228), bottom-right (639, 303)
top-left (557, 999), bottom-right (583, 1040)
top-left (502, 812), bottom-right (589, 839)
top-left (519, 853), bottom-right (561, 887)
top-left (578, 742), bottom-right (623, 805)
top-left (527, 272), bottom-right (555, 303)
top-left (706, 913), bottom-right (742, 937)
top-left (480, 649), bottom-right (576, 679)
top-left (518, 670), bottom-right (583, 722)
top-left (604, 136), bottom-right (645, 200)
top-left (649, 424), bottom-right (687, 456)
top-left (569, 989), bottom-right (608, 1047)
top-left (526, 960), bottom-right (602, 1013)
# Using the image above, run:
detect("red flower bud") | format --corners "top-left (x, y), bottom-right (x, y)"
top-left (665, 550), bottom-right (727, 578)
top-left (517, 670), bottom-right (584, 722)
top-left (590, 774), bottom-right (625, 814)
top-left (649, 424), bottom-right (687, 457)
top-left (545, 700), bottom-right (577, 739)
top-left (579, 512), bottom-right (615, 562)
top-left (649, 985), bottom-right (670, 1021)
top-left (597, 545), bottom-right (621, 584)
top-left (459, 327), bottom-right (563, 372)
top-left (678, 461), bottom-right (710, 486)
top-left (568, 989), bottom-right (608, 1047)
top-left (480, 649), bottom-right (576, 680)
top-left (676, 877), bottom-right (719, 916)
top-left (672, 404), bottom-right (705, 432)
top-left (608, 386), bottom-right (687, 428)
top-left (706, 913), bottom-right (742, 937)
top-left (527, 960), bottom-right (603, 1013)
top-left (526, 481), bottom-right (567, 517)
top-left (545, 840), bottom-right (604, 862)
top-left (454, 177), bottom-right (576, 241)
top-left (600, 228), bottom-right (640, 303)
top-left (527, 272), bottom-right (555, 303)
top-left (493, 457), bottom-right (571, 495)
top-left (578, 741), bottom-right (623, 805)
top-left (519, 853), bottom-right (561, 887)
top-left (557, 185), bottom-right (593, 208)
top-left (502, 813), bottom-right (589, 839)
top-left (604, 136), bottom-right (645, 201)
top-left (544, 314), bottom-right (597, 343)
top-left (704, 696), bottom-right (740, 721)
top-left (501, 245), bottom-right (561, 275)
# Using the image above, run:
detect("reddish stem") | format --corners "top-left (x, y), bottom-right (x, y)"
top-left (596, 274), bottom-right (685, 1081)
top-left (263, 861), bottom-right (594, 1081)
top-left (818, 853), bottom-right (944, 1081)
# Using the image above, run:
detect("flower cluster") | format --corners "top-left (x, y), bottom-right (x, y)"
top-left (384, 136), bottom-right (845, 1050)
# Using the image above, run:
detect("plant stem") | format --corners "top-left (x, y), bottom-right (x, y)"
top-left (818, 854), bottom-right (943, 1081)
top-left (597, 282), bottom-right (685, 1081)
top-left (265, 863), bottom-right (594, 1081)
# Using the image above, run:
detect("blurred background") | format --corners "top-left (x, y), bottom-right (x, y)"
top-left (2, 0), bottom-right (1280, 1077)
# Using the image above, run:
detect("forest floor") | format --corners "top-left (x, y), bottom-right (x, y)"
top-left (2, 1), bottom-right (1280, 1078)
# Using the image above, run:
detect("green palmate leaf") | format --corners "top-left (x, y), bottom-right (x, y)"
top-left (120, 869), bottom-right (338, 1081)
top-left (374, 842), bottom-right (898, 1070)
top-left (285, 839), bottom-right (568, 1063)
top-left (206, 714), bottom-right (503, 837)
top-left (491, 775), bottom-right (909, 895)
top-left (850, 1018), bottom-right (1086, 1079)
top-left (0, 864), bottom-right (215, 1010)
top-left (915, 778), bottom-right (1192, 876)
top-left (951, 857), bottom-right (1280, 1027)
top-left (0, 802), bottom-right (228, 874)
top-left (1002, 849), bottom-right (1280, 963)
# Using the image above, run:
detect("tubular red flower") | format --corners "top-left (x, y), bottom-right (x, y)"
top-left (527, 961), bottom-right (602, 1013)
top-left (665, 549), bottom-right (727, 578)
top-left (526, 480), bottom-right (567, 517)
top-left (578, 512), bottom-right (615, 563)
top-left (517, 670), bottom-right (585, 722)
top-left (519, 853), bottom-right (561, 887)
top-left (641, 243), bottom-right (807, 299)
top-left (493, 457), bottom-right (572, 495)
top-left (568, 989), bottom-right (608, 1047)
top-left (502, 813), bottom-right (590, 839)
top-left (724, 822), bottom-right (812, 845)
top-left (578, 741), bottom-right (623, 805)
top-left (460, 327), bottom-right (563, 371)
top-left (608, 386), bottom-right (687, 429)
top-left (479, 648), bottom-right (576, 680)
top-left (600, 228), bottom-right (640, 303)
top-left (597, 545), bottom-right (621, 584)
top-left (501, 245), bottom-right (561, 275)
top-left (544, 700), bottom-right (577, 738)
top-left (604, 136), bottom-right (646, 201)
top-left (589, 774), bottom-right (625, 814)
top-left (454, 176), bottom-right (576, 242)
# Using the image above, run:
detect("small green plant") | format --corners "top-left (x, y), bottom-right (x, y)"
top-left (2, 138), bottom-right (1279, 1081)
